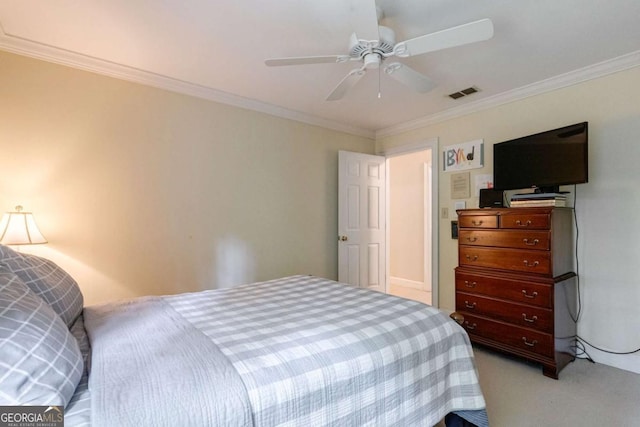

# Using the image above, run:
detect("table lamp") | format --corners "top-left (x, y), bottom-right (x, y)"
top-left (0, 205), bottom-right (48, 245)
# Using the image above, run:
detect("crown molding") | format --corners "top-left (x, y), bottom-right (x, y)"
top-left (0, 28), bottom-right (375, 140)
top-left (376, 49), bottom-right (640, 139)
top-left (3, 23), bottom-right (639, 143)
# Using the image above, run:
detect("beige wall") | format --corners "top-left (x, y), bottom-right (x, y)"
top-left (3, 47), bottom-right (638, 373)
top-left (377, 66), bottom-right (640, 373)
top-left (0, 50), bottom-right (374, 305)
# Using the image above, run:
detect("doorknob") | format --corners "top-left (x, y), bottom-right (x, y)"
top-left (338, 235), bottom-right (348, 241)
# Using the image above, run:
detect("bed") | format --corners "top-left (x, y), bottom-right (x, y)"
top-left (0, 244), bottom-right (488, 427)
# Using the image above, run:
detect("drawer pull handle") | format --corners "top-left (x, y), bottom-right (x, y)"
top-left (515, 220), bottom-right (532, 227)
top-left (465, 254), bottom-right (479, 262)
top-left (466, 236), bottom-right (478, 242)
top-left (464, 280), bottom-right (477, 288)
top-left (464, 301), bottom-right (477, 309)
top-left (522, 337), bottom-right (538, 347)
top-left (523, 260), bottom-right (540, 268)
top-left (523, 238), bottom-right (539, 246)
top-left (522, 314), bottom-right (538, 323)
top-left (522, 290), bottom-right (538, 299)
top-left (471, 220), bottom-right (483, 226)
top-left (464, 321), bottom-right (477, 330)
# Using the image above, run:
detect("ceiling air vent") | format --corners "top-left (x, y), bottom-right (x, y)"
top-left (448, 86), bottom-right (479, 100)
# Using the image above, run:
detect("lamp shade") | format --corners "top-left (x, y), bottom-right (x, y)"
top-left (0, 205), bottom-right (48, 245)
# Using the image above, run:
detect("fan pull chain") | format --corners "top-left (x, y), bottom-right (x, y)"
top-left (378, 67), bottom-right (382, 99)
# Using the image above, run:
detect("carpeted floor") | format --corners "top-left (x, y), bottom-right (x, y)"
top-left (468, 345), bottom-right (640, 426)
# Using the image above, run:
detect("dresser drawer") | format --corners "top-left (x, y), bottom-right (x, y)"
top-left (455, 270), bottom-right (552, 307)
top-left (500, 213), bottom-right (550, 230)
top-left (459, 246), bottom-right (551, 275)
top-left (456, 292), bottom-right (552, 332)
top-left (458, 215), bottom-right (498, 229)
top-left (458, 230), bottom-right (550, 251)
top-left (460, 313), bottom-right (554, 358)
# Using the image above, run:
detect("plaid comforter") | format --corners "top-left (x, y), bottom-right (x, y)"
top-left (166, 275), bottom-right (487, 426)
top-left (82, 275), bottom-right (487, 426)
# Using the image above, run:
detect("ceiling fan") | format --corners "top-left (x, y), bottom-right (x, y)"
top-left (264, 1), bottom-right (494, 101)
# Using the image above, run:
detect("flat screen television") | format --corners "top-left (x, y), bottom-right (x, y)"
top-left (493, 122), bottom-right (588, 193)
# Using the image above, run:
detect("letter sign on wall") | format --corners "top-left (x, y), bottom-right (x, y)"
top-left (442, 139), bottom-right (484, 172)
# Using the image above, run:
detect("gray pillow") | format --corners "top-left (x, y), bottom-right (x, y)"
top-left (0, 245), bottom-right (83, 327)
top-left (0, 270), bottom-right (83, 406)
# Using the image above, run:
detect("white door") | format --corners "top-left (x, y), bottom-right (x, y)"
top-left (338, 150), bottom-right (386, 292)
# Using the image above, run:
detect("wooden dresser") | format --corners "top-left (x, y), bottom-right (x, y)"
top-left (455, 207), bottom-right (577, 379)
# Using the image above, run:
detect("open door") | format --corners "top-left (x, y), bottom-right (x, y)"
top-left (338, 150), bottom-right (386, 292)
top-left (386, 149), bottom-right (434, 305)
top-left (381, 138), bottom-right (439, 308)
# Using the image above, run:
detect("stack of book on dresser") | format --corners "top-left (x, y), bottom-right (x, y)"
top-left (510, 192), bottom-right (567, 207)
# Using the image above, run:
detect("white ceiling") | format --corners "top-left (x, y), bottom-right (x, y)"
top-left (1, 0), bottom-right (640, 138)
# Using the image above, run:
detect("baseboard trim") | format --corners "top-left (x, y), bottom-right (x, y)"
top-left (390, 276), bottom-right (428, 290)
top-left (582, 346), bottom-right (640, 374)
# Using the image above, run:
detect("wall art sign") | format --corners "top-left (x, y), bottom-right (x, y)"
top-left (442, 139), bottom-right (484, 172)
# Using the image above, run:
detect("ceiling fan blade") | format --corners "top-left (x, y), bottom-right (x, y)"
top-left (394, 18), bottom-right (494, 57)
top-left (384, 63), bottom-right (435, 93)
top-left (265, 55), bottom-right (350, 66)
top-left (326, 68), bottom-right (366, 101)
top-left (348, 0), bottom-right (379, 41)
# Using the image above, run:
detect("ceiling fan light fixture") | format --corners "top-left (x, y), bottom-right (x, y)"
top-left (264, 2), bottom-right (494, 101)
top-left (363, 53), bottom-right (382, 69)
top-left (349, 25), bottom-right (396, 59)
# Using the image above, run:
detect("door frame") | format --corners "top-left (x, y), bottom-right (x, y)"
top-left (378, 138), bottom-right (439, 307)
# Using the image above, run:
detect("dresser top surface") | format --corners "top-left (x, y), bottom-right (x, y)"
top-left (457, 207), bottom-right (572, 216)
